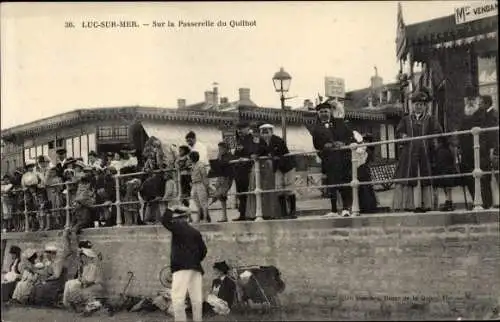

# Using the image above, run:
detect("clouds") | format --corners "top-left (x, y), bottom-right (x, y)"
top-left (1, 1), bottom-right (468, 129)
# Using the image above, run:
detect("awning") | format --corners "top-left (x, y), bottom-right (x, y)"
top-left (432, 31), bottom-right (497, 49)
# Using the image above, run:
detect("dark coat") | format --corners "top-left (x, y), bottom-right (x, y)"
top-left (311, 117), bottom-right (354, 182)
top-left (258, 135), bottom-right (296, 173)
top-left (161, 209), bottom-right (207, 275)
top-left (459, 108), bottom-right (498, 171)
top-left (394, 114), bottom-right (442, 186)
top-left (233, 134), bottom-right (264, 177)
top-left (212, 276), bottom-right (236, 308)
top-left (208, 152), bottom-right (235, 179)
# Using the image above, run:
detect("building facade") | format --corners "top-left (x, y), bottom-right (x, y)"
top-left (0, 103), bottom-right (400, 176)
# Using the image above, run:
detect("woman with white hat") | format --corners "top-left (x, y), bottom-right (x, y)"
top-left (63, 247), bottom-right (105, 311)
top-left (11, 248), bottom-right (40, 303)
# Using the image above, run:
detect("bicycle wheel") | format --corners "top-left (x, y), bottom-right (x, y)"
top-left (159, 266), bottom-right (172, 287)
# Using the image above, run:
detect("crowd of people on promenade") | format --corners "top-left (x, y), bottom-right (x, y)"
top-left (1, 89), bottom-right (499, 233)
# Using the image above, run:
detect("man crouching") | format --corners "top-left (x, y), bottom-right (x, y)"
top-left (161, 205), bottom-right (207, 322)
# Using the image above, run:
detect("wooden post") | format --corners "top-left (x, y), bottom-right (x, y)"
top-left (471, 127), bottom-right (484, 210)
top-left (350, 145), bottom-right (360, 216)
top-left (23, 189), bottom-right (29, 232)
top-left (65, 183), bottom-right (71, 228)
top-left (115, 176), bottom-right (122, 226)
top-left (254, 158), bottom-right (263, 221)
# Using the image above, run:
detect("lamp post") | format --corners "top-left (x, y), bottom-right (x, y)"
top-left (272, 67), bottom-right (292, 143)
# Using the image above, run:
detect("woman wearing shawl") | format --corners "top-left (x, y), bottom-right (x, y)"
top-left (11, 248), bottom-right (40, 303)
top-left (63, 247), bottom-right (105, 311)
top-left (392, 89), bottom-right (442, 212)
top-left (2, 245), bottom-right (22, 302)
top-left (45, 166), bottom-right (65, 230)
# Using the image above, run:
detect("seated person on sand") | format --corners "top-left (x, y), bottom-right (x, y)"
top-left (202, 261), bottom-right (236, 317)
top-left (11, 248), bottom-right (40, 304)
top-left (63, 247), bottom-right (105, 312)
top-left (2, 245), bottom-right (22, 302)
top-left (31, 228), bottom-right (73, 307)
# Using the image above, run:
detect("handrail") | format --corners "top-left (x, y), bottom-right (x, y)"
top-left (2, 126), bottom-right (498, 232)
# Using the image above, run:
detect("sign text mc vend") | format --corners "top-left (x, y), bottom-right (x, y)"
top-left (455, 2), bottom-right (497, 25)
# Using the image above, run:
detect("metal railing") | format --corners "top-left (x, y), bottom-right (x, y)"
top-left (2, 126), bottom-right (498, 232)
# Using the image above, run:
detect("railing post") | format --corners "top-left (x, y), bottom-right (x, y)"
top-left (176, 167), bottom-right (183, 205)
top-left (64, 183), bottom-right (71, 228)
top-left (471, 127), bottom-right (484, 210)
top-left (115, 175), bottom-right (122, 227)
top-left (23, 189), bottom-right (29, 232)
top-left (350, 144), bottom-right (360, 216)
top-left (254, 158), bottom-right (263, 221)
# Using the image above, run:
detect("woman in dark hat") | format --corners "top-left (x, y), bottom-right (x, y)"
top-left (201, 260), bottom-right (236, 317)
top-left (1, 245), bottom-right (22, 302)
top-left (232, 121), bottom-right (254, 221)
top-left (392, 88), bottom-right (442, 213)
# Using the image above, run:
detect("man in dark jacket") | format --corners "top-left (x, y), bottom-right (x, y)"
top-left (258, 124), bottom-right (298, 219)
top-left (232, 122), bottom-right (255, 221)
top-left (458, 94), bottom-right (498, 209)
top-left (202, 261), bottom-right (236, 316)
top-left (161, 206), bottom-right (207, 322)
top-left (311, 102), bottom-right (355, 217)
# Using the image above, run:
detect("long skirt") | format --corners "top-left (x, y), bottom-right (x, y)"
top-left (32, 279), bottom-right (65, 306)
top-left (245, 160), bottom-right (281, 219)
top-left (392, 167), bottom-right (433, 211)
top-left (1, 281), bottom-right (18, 302)
top-left (64, 279), bottom-right (104, 307)
top-left (12, 280), bottom-right (36, 303)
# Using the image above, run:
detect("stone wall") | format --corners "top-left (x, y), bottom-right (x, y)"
top-left (2, 210), bottom-right (499, 319)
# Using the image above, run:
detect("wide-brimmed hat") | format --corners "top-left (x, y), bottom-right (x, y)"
top-left (170, 205), bottom-right (191, 218)
top-left (88, 151), bottom-right (98, 157)
top-left (213, 261), bottom-right (230, 274)
top-left (37, 155), bottom-right (51, 164)
top-left (9, 245), bottom-right (21, 256)
top-left (63, 158), bottom-right (77, 166)
top-left (315, 102), bottom-right (331, 111)
top-left (44, 244), bottom-right (58, 253)
top-left (78, 240), bottom-right (93, 249)
top-left (56, 147), bottom-right (67, 154)
top-left (22, 248), bottom-right (37, 260)
top-left (411, 88), bottom-right (433, 103)
top-left (81, 248), bottom-right (97, 258)
top-left (259, 124), bottom-right (274, 130)
top-left (73, 160), bottom-right (87, 169)
top-left (25, 159), bottom-right (36, 168)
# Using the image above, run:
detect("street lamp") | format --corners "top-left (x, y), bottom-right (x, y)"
top-left (272, 67), bottom-right (292, 143)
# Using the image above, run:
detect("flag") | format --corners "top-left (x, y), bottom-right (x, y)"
top-left (396, 2), bottom-right (407, 60)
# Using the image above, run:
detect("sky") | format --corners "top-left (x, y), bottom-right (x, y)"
top-left (1, 1), bottom-right (474, 129)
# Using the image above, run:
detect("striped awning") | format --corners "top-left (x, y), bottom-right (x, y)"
top-left (433, 31), bottom-right (497, 49)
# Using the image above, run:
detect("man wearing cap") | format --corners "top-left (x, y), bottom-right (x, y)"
top-left (232, 122), bottom-right (254, 221)
top-left (54, 148), bottom-right (68, 178)
top-left (161, 206), bottom-right (207, 322)
top-left (258, 124), bottom-right (298, 219)
top-left (311, 102), bottom-right (356, 217)
top-left (393, 88), bottom-right (442, 212)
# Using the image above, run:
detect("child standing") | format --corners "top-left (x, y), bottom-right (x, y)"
top-left (177, 145), bottom-right (192, 208)
top-left (122, 178), bottom-right (141, 225)
top-left (190, 151), bottom-right (210, 223)
top-left (433, 137), bottom-right (459, 211)
top-left (1, 175), bottom-right (14, 232)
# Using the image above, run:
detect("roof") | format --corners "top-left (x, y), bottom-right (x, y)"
top-left (1, 104), bottom-right (396, 140)
top-left (403, 13), bottom-right (498, 62)
top-left (345, 82), bottom-right (403, 110)
top-left (183, 98), bottom-right (258, 111)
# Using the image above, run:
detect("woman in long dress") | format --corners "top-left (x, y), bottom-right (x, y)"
top-left (392, 89), bottom-right (442, 212)
top-left (63, 247), bottom-right (105, 311)
top-left (2, 245), bottom-right (22, 302)
top-left (11, 248), bottom-right (40, 303)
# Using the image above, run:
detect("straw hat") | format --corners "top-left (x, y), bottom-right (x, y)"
top-left (22, 248), bottom-right (37, 260)
top-left (44, 244), bottom-right (58, 253)
top-left (81, 248), bottom-right (97, 258)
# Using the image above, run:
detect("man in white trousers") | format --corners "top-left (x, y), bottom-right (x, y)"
top-left (161, 205), bottom-right (207, 322)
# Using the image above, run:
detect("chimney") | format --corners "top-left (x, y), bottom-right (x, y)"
top-left (177, 99), bottom-right (186, 108)
top-left (239, 88), bottom-right (250, 101)
top-left (204, 91), bottom-right (215, 105)
top-left (220, 97), bottom-right (229, 104)
top-left (213, 83), bottom-right (219, 109)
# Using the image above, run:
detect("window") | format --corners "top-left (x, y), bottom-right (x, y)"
top-left (81, 135), bottom-right (88, 164)
top-left (29, 147), bottom-right (35, 160)
top-left (24, 148), bottom-right (30, 162)
top-left (42, 144), bottom-right (49, 157)
top-left (478, 54), bottom-right (497, 111)
top-left (36, 145), bottom-right (42, 157)
top-left (98, 126), bottom-right (128, 141)
top-left (380, 124), bottom-right (387, 159)
top-left (66, 139), bottom-right (73, 157)
top-left (48, 141), bottom-right (55, 149)
top-left (73, 136), bottom-right (81, 158)
top-left (56, 139), bottom-right (64, 149)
